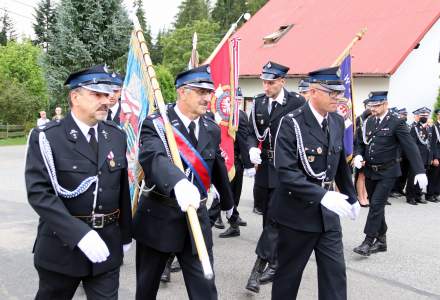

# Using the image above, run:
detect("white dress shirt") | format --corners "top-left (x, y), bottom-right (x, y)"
top-left (71, 112), bottom-right (98, 142)
top-left (174, 105), bottom-right (200, 140)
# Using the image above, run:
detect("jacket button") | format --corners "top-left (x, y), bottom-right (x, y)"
top-left (98, 171), bottom-right (102, 175)
top-left (98, 188), bottom-right (102, 192)
top-left (72, 165), bottom-right (77, 169)
top-left (288, 191), bottom-right (292, 195)
top-left (98, 205), bottom-right (103, 209)
top-left (308, 201), bottom-right (314, 205)
top-left (164, 183), bottom-right (169, 188)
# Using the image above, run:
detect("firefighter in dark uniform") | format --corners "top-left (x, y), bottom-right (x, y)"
top-left (272, 67), bottom-right (360, 300)
top-left (107, 72), bottom-right (123, 125)
top-left (427, 108), bottom-right (440, 202)
top-left (219, 87), bottom-right (255, 238)
top-left (25, 65), bottom-right (133, 299)
top-left (245, 61), bottom-right (305, 293)
top-left (390, 108), bottom-right (410, 197)
top-left (406, 107), bottom-right (432, 205)
top-left (297, 77), bottom-right (310, 100)
top-left (133, 65), bottom-right (234, 300)
top-left (353, 92), bottom-right (427, 256)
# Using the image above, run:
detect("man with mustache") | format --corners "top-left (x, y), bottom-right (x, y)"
top-left (133, 65), bottom-right (234, 299)
top-left (25, 65), bottom-right (132, 299)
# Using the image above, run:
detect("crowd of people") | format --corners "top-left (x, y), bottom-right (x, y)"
top-left (24, 61), bottom-right (438, 300)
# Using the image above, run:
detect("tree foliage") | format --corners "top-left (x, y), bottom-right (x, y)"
top-left (44, 0), bottom-right (132, 104)
top-left (33, 0), bottom-right (57, 51)
top-left (211, 0), bottom-right (247, 31)
top-left (246, 0), bottom-right (268, 14)
top-left (0, 41), bottom-right (48, 124)
top-left (162, 20), bottom-right (221, 76)
top-left (174, 0), bottom-right (210, 29)
top-left (433, 87), bottom-right (440, 122)
top-left (134, 0), bottom-right (152, 51)
top-left (0, 12), bottom-right (16, 46)
top-left (155, 65), bottom-right (177, 103)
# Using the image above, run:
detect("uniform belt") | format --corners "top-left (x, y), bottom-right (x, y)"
top-left (145, 190), bottom-right (207, 209)
top-left (321, 180), bottom-right (335, 191)
top-left (75, 209), bottom-right (119, 229)
top-left (367, 159), bottom-right (400, 172)
top-left (261, 149), bottom-right (274, 159)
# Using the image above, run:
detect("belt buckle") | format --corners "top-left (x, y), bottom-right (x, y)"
top-left (372, 165), bottom-right (378, 172)
top-left (92, 214), bottom-right (104, 229)
top-left (321, 181), bottom-right (333, 190)
top-left (267, 150), bottom-right (274, 159)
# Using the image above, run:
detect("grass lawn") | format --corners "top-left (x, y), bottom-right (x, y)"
top-left (0, 136), bottom-right (27, 146)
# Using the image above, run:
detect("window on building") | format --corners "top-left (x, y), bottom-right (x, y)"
top-left (263, 24), bottom-right (294, 45)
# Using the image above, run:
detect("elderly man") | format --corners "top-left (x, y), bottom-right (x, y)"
top-left (271, 67), bottom-right (359, 300)
top-left (25, 65), bottom-right (132, 299)
top-left (353, 92), bottom-right (427, 256)
top-left (133, 65), bottom-right (234, 300)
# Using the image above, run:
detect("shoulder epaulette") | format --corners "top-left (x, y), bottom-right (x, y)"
top-left (103, 120), bottom-right (124, 133)
top-left (253, 93), bottom-right (265, 100)
top-left (202, 114), bottom-right (220, 128)
top-left (35, 120), bottom-right (60, 132)
top-left (289, 107), bottom-right (304, 118)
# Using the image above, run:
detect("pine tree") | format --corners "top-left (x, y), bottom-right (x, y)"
top-left (433, 87), bottom-right (440, 122)
top-left (0, 12), bottom-right (16, 46)
top-left (174, 0), bottom-right (210, 29)
top-left (247, 0), bottom-right (268, 14)
top-left (151, 28), bottom-right (167, 65)
top-left (33, 0), bottom-right (57, 51)
top-left (212, 0), bottom-right (247, 32)
top-left (134, 0), bottom-right (152, 51)
top-left (44, 0), bottom-right (132, 103)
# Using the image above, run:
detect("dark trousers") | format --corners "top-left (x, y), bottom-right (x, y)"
top-left (230, 161), bottom-right (244, 220)
top-left (427, 165), bottom-right (440, 197)
top-left (272, 225), bottom-right (347, 300)
top-left (406, 166), bottom-right (427, 200)
top-left (254, 185), bottom-right (278, 264)
top-left (364, 177), bottom-right (395, 237)
top-left (393, 158), bottom-right (409, 192)
top-left (135, 239), bottom-right (217, 300)
top-left (35, 266), bottom-right (120, 300)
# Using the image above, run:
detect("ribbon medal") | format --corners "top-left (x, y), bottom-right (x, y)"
top-left (107, 151), bottom-right (115, 167)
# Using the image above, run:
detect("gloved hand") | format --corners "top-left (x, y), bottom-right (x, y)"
top-left (77, 230), bottom-right (110, 263)
top-left (174, 179), bottom-right (200, 212)
top-left (320, 191), bottom-right (352, 218)
top-left (350, 201), bottom-right (361, 220)
top-left (225, 207), bottom-right (234, 219)
top-left (249, 147), bottom-right (262, 165)
top-left (414, 173), bottom-right (428, 193)
top-left (243, 168), bottom-right (256, 177)
top-left (353, 155), bottom-right (364, 169)
top-left (123, 241), bottom-right (132, 253)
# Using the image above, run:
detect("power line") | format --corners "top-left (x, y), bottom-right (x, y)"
top-left (7, 0), bottom-right (36, 9)
top-left (0, 7), bottom-right (34, 21)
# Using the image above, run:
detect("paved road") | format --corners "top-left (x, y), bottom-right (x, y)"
top-left (1, 145), bottom-right (440, 299)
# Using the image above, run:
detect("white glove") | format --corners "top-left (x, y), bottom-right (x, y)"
top-left (350, 201), bottom-right (361, 220)
top-left (320, 191), bottom-right (352, 218)
top-left (211, 185), bottom-right (220, 200)
top-left (353, 155), bottom-right (363, 169)
top-left (174, 179), bottom-right (200, 212)
top-left (225, 207), bottom-right (234, 219)
top-left (244, 168), bottom-right (256, 177)
top-left (123, 242), bottom-right (132, 253)
top-left (249, 147), bottom-right (262, 165)
top-left (77, 230), bottom-right (110, 263)
top-left (414, 173), bottom-right (428, 193)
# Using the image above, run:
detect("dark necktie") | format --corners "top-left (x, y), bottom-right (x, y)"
top-left (375, 117), bottom-right (380, 129)
top-left (88, 127), bottom-right (98, 158)
top-left (322, 118), bottom-right (329, 140)
top-left (270, 101), bottom-right (277, 115)
top-left (188, 121), bottom-right (198, 147)
top-left (107, 109), bottom-right (112, 121)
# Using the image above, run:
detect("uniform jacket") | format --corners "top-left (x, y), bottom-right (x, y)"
top-left (235, 110), bottom-right (253, 169)
top-left (410, 122), bottom-right (433, 165)
top-left (273, 103), bottom-right (357, 233)
top-left (248, 88), bottom-right (305, 188)
top-left (25, 113), bottom-right (132, 277)
top-left (133, 105), bottom-right (234, 253)
top-left (432, 122), bottom-right (440, 160)
top-left (109, 100), bottom-right (121, 125)
top-left (355, 112), bottom-right (424, 179)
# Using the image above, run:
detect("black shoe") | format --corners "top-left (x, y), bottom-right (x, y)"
top-left (406, 198), bottom-right (418, 205)
top-left (370, 235), bottom-right (387, 254)
top-left (426, 196), bottom-right (439, 203)
top-left (385, 200), bottom-right (392, 205)
top-left (160, 263), bottom-right (171, 283)
top-left (353, 237), bottom-right (374, 256)
top-left (214, 216), bottom-right (225, 229)
top-left (170, 260), bottom-right (181, 273)
top-left (237, 216), bottom-right (247, 226)
top-left (259, 264), bottom-right (277, 284)
top-left (253, 207), bottom-right (263, 215)
top-left (245, 257), bottom-right (267, 293)
top-left (389, 192), bottom-right (399, 198)
top-left (416, 198), bottom-right (427, 204)
top-left (219, 225), bottom-right (240, 238)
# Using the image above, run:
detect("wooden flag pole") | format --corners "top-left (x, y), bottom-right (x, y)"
top-left (131, 15), bottom-right (214, 280)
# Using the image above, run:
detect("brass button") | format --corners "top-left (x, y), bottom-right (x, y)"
top-left (72, 165), bottom-right (77, 170)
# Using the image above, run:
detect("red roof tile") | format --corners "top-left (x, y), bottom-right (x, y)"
top-left (234, 0), bottom-right (440, 77)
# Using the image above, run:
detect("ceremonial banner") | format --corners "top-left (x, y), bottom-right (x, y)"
top-left (337, 54), bottom-right (354, 160)
top-left (120, 31), bottom-right (155, 210)
top-left (209, 37), bottom-right (240, 180)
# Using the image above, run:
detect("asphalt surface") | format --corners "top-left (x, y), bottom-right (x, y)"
top-left (1, 145), bottom-right (440, 299)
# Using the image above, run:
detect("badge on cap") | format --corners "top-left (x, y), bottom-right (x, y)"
top-left (317, 147), bottom-right (322, 154)
top-left (206, 66), bottom-right (211, 74)
top-left (266, 62), bottom-right (271, 68)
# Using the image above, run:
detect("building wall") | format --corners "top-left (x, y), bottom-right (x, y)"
top-left (388, 18), bottom-right (440, 120)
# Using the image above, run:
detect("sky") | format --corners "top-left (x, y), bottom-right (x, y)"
top-left (1, 0), bottom-right (182, 40)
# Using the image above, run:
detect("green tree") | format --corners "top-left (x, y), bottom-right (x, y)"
top-left (162, 20), bottom-right (221, 77)
top-left (134, 0), bottom-right (153, 51)
top-left (151, 28), bottom-right (167, 65)
top-left (0, 41), bottom-right (48, 124)
top-left (33, 0), bottom-right (57, 51)
top-left (433, 87), bottom-right (440, 122)
top-left (247, 0), bottom-right (268, 14)
top-left (0, 12), bottom-right (16, 46)
top-left (45, 0), bottom-right (132, 104)
top-left (174, 0), bottom-right (210, 29)
top-left (155, 65), bottom-right (177, 103)
top-left (211, 0), bottom-right (247, 32)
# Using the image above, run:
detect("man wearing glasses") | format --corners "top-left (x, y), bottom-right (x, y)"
top-left (272, 67), bottom-right (359, 300)
top-left (353, 92), bottom-right (427, 256)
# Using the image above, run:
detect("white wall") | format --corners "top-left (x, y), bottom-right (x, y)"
top-left (388, 18), bottom-right (440, 119)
